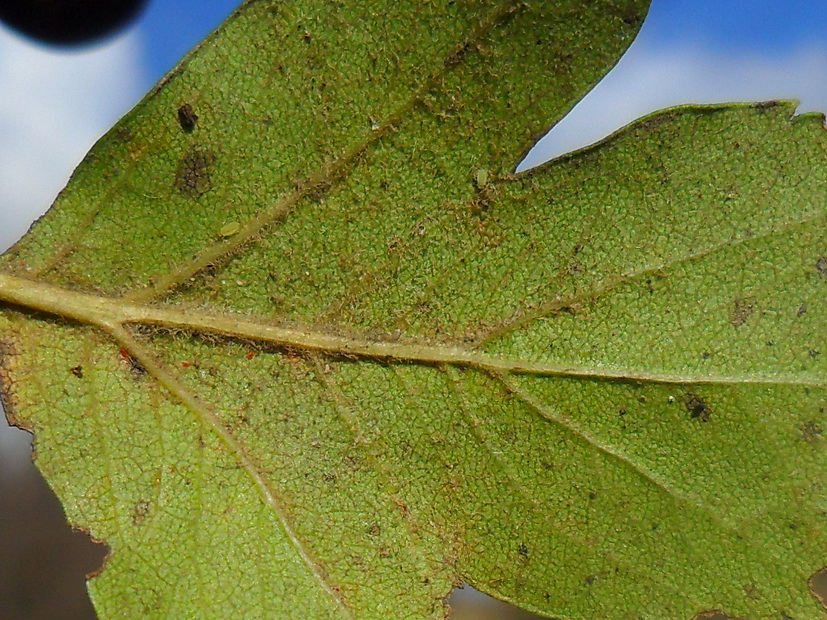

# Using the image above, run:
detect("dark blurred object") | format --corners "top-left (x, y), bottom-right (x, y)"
top-left (0, 0), bottom-right (148, 46)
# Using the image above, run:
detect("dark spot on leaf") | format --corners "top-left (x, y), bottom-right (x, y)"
top-left (817, 256), bottom-right (827, 278)
top-left (619, 11), bottom-right (642, 26)
top-left (588, 491), bottom-right (597, 500)
top-left (809, 349), bottom-right (821, 358)
top-left (634, 110), bottom-right (680, 133)
top-left (730, 297), bottom-right (755, 328)
top-left (119, 348), bottom-right (145, 379)
top-left (69, 365), bottom-right (83, 378)
top-left (132, 499), bottom-right (150, 526)
top-left (444, 41), bottom-right (470, 68)
top-left (798, 303), bottom-right (808, 317)
top-left (130, 360), bottom-right (145, 379)
top-left (685, 393), bottom-right (710, 422)
top-left (801, 421), bottom-right (823, 443)
top-left (174, 148), bottom-right (216, 198)
top-left (754, 100), bottom-right (781, 112)
top-left (517, 543), bottom-right (528, 557)
top-left (584, 574), bottom-right (596, 586)
top-left (177, 103), bottom-right (198, 133)
top-left (115, 126), bottom-right (133, 142)
top-left (618, 407), bottom-right (627, 416)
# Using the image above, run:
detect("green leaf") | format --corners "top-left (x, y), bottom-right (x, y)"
top-left (1, 0), bottom-right (825, 618)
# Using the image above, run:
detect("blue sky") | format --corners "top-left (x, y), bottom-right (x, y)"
top-left (135, 0), bottom-right (827, 83)
top-left (646, 0), bottom-right (827, 50)
top-left (137, 0), bottom-right (237, 83)
top-left (136, 0), bottom-right (827, 76)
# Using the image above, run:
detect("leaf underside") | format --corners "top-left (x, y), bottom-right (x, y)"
top-left (1, 0), bottom-right (826, 618)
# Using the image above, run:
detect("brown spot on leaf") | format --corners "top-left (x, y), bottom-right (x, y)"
top-left (801, 421), bottom-right (823, 443)
top-left (609, 6), bottom-right (644, 27)
top-left (444, 42), bottom-right (471, 68)
top-left (132, 499), bottom-right (150, 526)
top-left (817, 256), bottom-right (827, 278)
top-left (798, 303), bottom-right (808, 317)
top-left (119, 348), bottom-right (146, 379)
top-left (174, 148), bottom-right (215, 198)
top-left (754, 100), bottom-right (781, 111)
top-left (730, 297), bottom-right (756, 328)
top-left (634, 110), bottom-right (680, 133)
top-left (69, 365), bottom-right (83, 378)
top-left (114, 126), bottom-right (133, 142)
top-left (177, 103), bottom-right (198, 133)
top-left (685, 393), bottom-right (711, 422)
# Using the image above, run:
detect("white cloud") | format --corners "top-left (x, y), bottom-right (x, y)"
top-left (0, 25), bottom-right (145, 471)
top-left (0, 24), bottom-right (146, 252)
top-left (519, 43), bottom-right (827, 170)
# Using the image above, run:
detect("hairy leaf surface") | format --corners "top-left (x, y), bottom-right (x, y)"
top-left (1, 0), bottom-right (825, 618)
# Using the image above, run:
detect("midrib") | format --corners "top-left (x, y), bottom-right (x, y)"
top-left (0, 273), bottom-right (821, 389)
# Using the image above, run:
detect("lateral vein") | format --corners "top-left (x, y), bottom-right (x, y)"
top-left (103, 323), bottom-right (354, 617)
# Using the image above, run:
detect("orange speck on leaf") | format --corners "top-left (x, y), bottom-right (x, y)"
top-left (246, 351), bottom-right (256, 360)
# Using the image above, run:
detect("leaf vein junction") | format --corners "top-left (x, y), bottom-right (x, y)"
top-left (442, 365), bottom-right (699, 608)
top-left (477, 205), bottom-right (826, 346)
top-left (104, 324), bottom-right (354, 617)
